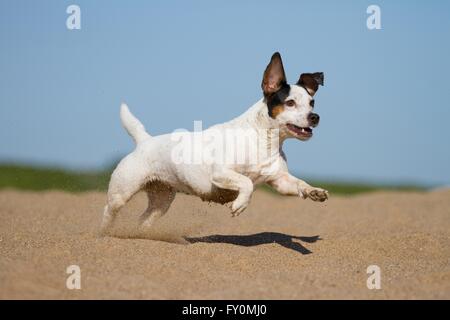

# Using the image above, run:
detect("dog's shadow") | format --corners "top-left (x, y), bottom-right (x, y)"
top-left (185, 232), bottom-right (321, 255)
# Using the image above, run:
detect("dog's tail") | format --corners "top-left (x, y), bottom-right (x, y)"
top-left (120, 103), bottom-right (151, 144)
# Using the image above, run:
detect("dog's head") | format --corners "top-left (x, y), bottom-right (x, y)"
top-left (262, 52), bottom-right (324, 141)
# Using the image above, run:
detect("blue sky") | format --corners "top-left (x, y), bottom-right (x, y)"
top-left (1, 0), bottom-right (449, 185)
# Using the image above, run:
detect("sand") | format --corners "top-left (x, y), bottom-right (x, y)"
top-left (0, 188), bottom-right (449, 299)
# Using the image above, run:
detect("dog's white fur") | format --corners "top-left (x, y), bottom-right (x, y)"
top-left (100, 57), bottom-right (328, 234)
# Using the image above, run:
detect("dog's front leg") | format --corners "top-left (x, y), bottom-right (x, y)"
top-left (268, 173), bottom-right (329, 202)
top-left (211, 169), bottom-right (254, 216)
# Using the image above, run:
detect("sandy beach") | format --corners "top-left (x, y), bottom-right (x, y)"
top-left (1, 188), bottom-right (449, 299)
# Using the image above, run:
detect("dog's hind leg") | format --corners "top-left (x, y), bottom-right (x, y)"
top-left (100, 189), bottom-right (140, 235)
top-left (139, 181), bottom-right (175, 231)
top-left (100, 156), bottom-right (148, 235)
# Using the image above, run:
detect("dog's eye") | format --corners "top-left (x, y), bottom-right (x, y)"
top-left (285, 100), bottom-right (296, 107)
top-left (310, 99), bottom-right (315, 107)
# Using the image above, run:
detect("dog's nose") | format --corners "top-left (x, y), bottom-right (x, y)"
top-left (308, 113), bottom-right (320, 127)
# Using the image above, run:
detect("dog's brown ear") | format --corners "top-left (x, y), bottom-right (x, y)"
top-left (297, 72), bottom-right (324, 96)
top-left (262, 52), bottom-right (287, 96)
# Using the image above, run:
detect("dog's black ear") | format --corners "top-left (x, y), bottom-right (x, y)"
top-left (262, 52), bottom-right (287, 96)
top-left (297, 72), bottom-right (324, 96)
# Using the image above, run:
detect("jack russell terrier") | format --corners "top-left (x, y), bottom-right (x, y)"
top-left (100, 52), bottom-right (328, 234)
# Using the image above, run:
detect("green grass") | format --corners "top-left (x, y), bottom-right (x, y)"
top-left (0, 164), bottom-right (111, 192)
top-left (0, 163), bottom-right (426, 195)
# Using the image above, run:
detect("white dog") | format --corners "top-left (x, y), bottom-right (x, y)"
top-left (100, 52), bottom-right (328, 234)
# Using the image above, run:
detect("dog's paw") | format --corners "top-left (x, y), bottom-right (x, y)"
top-left (302, 187), bottom-right (329, 202)
top-left (231, 198), bottom-right (249, 217)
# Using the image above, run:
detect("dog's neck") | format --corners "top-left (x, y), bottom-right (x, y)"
top-left (230, 98), bottom-right (290, 144)
top-left (218, 99), bottom-right (289, 161)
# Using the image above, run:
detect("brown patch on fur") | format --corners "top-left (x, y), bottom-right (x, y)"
top-left (201, 186), bottom-right (239, 204)
top-left (271, 104), bottom-right (285, 118)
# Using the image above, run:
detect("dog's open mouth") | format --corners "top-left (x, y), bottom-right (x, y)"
top-left (286, 124), bottom-right (313, 138)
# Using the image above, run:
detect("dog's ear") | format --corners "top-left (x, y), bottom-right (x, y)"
top-left (262, 52), bottom-right (287, 96)
top-left (297, 72), bottom-right (324, 96)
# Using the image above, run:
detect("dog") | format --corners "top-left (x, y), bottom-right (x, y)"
top-left (100, 52), bottom-right (328, 234)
